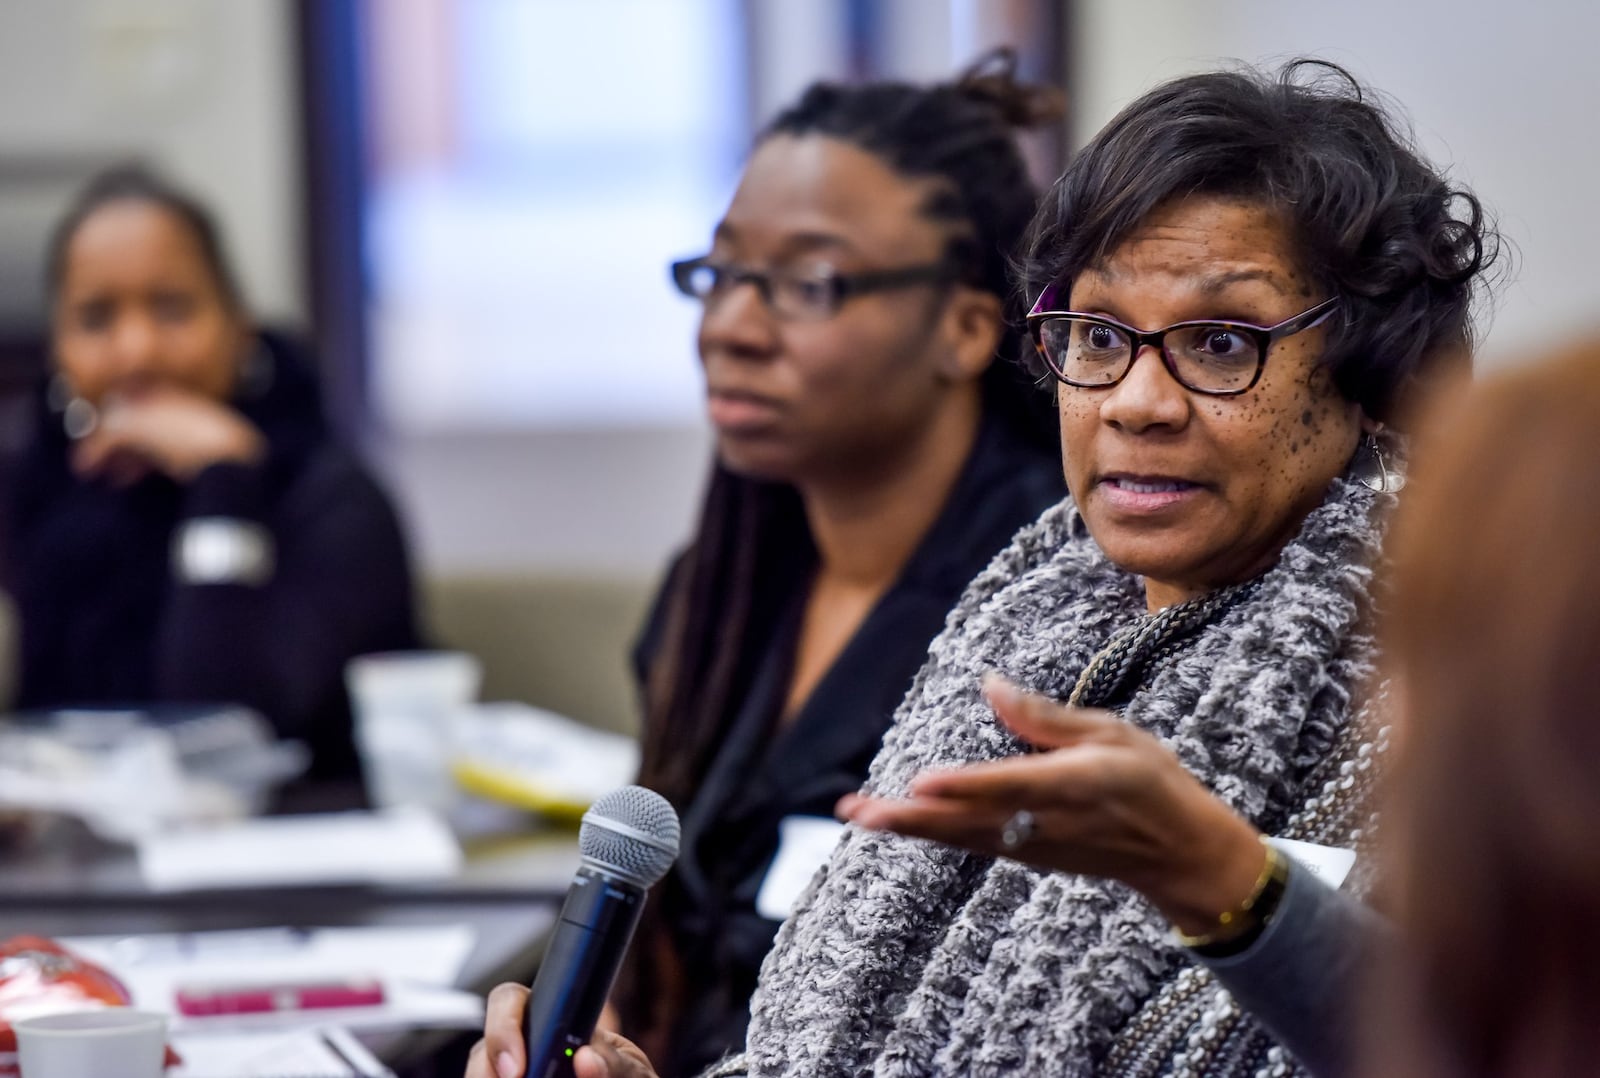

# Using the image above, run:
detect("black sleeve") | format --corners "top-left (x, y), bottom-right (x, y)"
top-left (152, 451), bottom-right (419, 756)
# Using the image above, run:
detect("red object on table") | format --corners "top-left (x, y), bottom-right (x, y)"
top-left (0, 934), bottom-right (181, 1075)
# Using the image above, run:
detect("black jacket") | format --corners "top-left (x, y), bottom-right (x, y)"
top-left (632, 414), bottom-right (1065, 1076)
top-left (3, 332), bottom-right (419, 778)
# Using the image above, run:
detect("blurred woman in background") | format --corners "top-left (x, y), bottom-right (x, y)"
top-left (616, 51), bottom-right (1066, 1075)
top-left (2, 167), bottom-right (419, 781)
top-left (1369, 340), bottom-right (1600, 1077)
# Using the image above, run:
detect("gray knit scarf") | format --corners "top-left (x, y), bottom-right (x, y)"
top-left (708, 475), bottom-right (1391, 1077)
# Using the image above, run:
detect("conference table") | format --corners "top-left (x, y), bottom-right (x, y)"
top-left (0, 784), bottom-right (584, 1077)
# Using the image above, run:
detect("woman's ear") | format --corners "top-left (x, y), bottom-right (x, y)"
top-left (937, 286), bottom-right (1004, 383)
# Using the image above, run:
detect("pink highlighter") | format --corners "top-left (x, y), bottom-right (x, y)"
top-left (175, 977), bottom-right (386, 1016)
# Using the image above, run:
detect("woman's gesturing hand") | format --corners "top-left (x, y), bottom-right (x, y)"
top-left (837, 674), bottom-right (1269, 936)
top-left (465, 983), bottom-right (658, 1078)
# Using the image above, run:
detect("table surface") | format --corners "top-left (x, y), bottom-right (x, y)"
top-left (0, 901), bottom-right (555, 1074)
top-left (0, 790), bottom-right (587, 1073)
top-left (0, 784), bottom-right (585, 905)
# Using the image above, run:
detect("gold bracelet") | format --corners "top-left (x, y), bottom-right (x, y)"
top-left (1173, 836), bottom-right (1287, 949)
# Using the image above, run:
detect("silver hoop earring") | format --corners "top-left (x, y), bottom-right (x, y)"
top-left (47, 373), bottom-right (98, 441)
top-left (1353, 432), bottom-right (1404, 493)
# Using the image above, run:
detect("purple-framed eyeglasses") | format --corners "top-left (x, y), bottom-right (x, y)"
top-left (1025, 283), bottom-right (1341, 396)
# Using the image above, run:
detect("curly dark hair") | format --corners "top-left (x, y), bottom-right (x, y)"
top-left (1023, 59), bottom-right (1500, 425)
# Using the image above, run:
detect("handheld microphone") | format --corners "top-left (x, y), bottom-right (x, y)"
top-left (522, 785), bottom-right (680, 1078)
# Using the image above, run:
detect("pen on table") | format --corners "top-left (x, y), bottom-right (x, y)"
top-left (175, 977), bottom-right (386, 1016)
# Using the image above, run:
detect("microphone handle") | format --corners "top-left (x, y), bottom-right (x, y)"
top-left (522, 866), bottom-right (646, 1078)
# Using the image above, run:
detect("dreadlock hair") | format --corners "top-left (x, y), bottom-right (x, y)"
top-left (620, 48), bottom-right (1063, 1047)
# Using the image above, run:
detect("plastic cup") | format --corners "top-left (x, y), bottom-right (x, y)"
top-left (14, 1009), bottom-right (167, 1078)
top-left (345, 650), bottom-right (482, 813)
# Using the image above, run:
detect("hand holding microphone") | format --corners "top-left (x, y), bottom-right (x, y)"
top-left (468, 785), bottom-right (678, 1078)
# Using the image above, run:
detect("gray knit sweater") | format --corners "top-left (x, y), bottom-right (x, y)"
top-left (708, 476), bottom-right (1390, 1077)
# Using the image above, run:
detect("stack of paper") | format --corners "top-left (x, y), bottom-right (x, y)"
top-left (135, 807), bottom-right (463, 891)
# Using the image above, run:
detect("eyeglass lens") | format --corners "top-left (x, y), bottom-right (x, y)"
top-left (677, 262), bottom-right (838, 319)
top-left (1039, 318), bottom-right (1261, 393)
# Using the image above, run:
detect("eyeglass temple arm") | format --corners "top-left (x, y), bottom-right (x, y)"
top-left (1267, 296), bottom-right (1340, 338)
top-left (839, 263), bottom-right (960, 298)
top-left (1026, 281), bottom-right (1063, 317)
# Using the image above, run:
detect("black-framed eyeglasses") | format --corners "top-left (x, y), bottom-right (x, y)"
top-left (669, 256), bottom-right (957, 322)
top-left (1025, 294), bottom-right (1341, 396)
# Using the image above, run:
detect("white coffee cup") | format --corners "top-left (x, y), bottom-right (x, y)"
top-left (14, 1009), bottom-right (167, 1078)
top-left (346, 650), bottom-right (482, 813)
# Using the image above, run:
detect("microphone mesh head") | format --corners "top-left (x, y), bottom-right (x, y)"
top-left (579, 785), bottom-right (680, 888)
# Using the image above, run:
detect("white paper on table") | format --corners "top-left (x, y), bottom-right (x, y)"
top-left (60, 923), bottom-right (506, 1034)
top-left (169, 1026), bottom-right (396, 1077)
top-left (135, 807), bottom-right (462, 891)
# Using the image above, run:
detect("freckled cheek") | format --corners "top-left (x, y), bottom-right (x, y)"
top-left (1056, 390), bottom-right (1099, 431)
top-left (1291, 365), bottom-right (1363, 466)
top-left (1055, 401), bottom-right (1099, 490)
top-left (1201, 396), bottom-right (1293, 494)
top-left (1196, 394), bottom-right (1273, 440)
top-left (1057, 393), bottom-right (1098, 423)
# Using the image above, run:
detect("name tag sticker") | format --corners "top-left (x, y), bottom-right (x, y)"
top-left (1271, 837), bottom-right (1357, 889)
top-left (755, 816), bottom-right (847, 921)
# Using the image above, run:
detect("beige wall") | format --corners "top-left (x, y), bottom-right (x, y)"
top-left (374, 426), bottom-right (711, 578)
top-left (0, 0), bottom-right (305, 325)
top-left (9, 0), bottom-right (1596, 581)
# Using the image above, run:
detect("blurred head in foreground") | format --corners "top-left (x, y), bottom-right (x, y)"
top-left (1377, 338), bottom-right (1600, 1077)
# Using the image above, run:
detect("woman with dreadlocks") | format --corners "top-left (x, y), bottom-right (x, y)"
top-left (468, 50), bottom-right (1065, 1078)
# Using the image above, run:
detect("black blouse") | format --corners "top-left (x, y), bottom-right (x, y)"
top-left (633, 414), bottom-right (1065, 1075)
